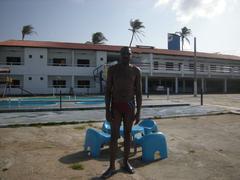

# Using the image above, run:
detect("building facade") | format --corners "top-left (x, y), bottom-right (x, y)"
top-left (0, 40), bottom-right (240, 96)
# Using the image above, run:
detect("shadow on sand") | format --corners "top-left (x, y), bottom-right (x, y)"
top-left (59, 144), bottom-right (163, 179)
top-left (59, 146), bottom-right (123, 164)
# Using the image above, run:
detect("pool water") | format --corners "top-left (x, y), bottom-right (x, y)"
top-left (17, 96), bottom-right (104, 102)
top-left (0, 100), bottom-right (57, 107)
top-left (0, 96), bottom-right (105, 109)
top-left (75, 100), bottom-right (104, 105)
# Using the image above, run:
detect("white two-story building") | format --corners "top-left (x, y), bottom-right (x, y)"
top-left (0, 40), bottom-right (240, 96)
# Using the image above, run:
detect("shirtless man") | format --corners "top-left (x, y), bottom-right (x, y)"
top-left (101, 47), bottom-right (142, 178)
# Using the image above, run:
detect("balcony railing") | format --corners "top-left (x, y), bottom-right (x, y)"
top-left (75, 85), bottom-right (96, 88)
top-left (48, 85), bottom-right (96, 88)
top-left (47, 62), bottom-right (96, 67)
top-left (1, 59), bottom-right (240, 77)
top-left (74, 64), bottom-right (96, 67)
top-left (47, 62), bottom-right (71, 66)
top-left (134, 62), bottom-right (240, 76)
top-left (49, 85), bottom-right (67, 88)
top-left (0, 62), bottom-right (24, 65)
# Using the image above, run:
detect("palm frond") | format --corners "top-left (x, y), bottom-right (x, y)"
top-left (177, 26), bottom-right (192, 50)
top-left (21, 25), bottom-right (37, 40)
top-left (92, 32), bottom-right (107, 44)
top-left (129, 18), bottom-right (145, 47)
top-left (137, 30), bottom-right (145, 36)
top-left (185, 37), bottom-right (190, 44)
top-left (135, 33), bottom-right (143, 42)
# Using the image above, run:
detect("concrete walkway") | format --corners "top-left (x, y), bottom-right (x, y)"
top-left (0, 94), bottom-right (239, 126)
top-left (0, 105), bottom-right (228, 126)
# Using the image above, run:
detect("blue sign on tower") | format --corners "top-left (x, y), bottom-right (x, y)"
top-left (168, 33), bottom-right (180, 51)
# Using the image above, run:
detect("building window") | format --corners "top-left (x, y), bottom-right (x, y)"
top-left (28, 77), bottom-right (32, 80)
top-left (40, 77), bottom-right (44, 80)
top-left (178, 63), bottom-right (183, 71)
top-left (210, 64), bottom-right (217, 72)
top-left (6, 57), bottom-right (21, 65)
top-left (40, 55), bottom-right (43, 59)
top-left (77, 59), bottom-right (90, 67)
top-left (200, 64), bottom-right (204, 72)
top-left (52, 58), bottom-right (66, 66)
top-left (11, 79), bottom-right (20, 88)
top-left (153, 61), bottom-right (159, 70)
top-left (189, 63), bottom-right (194, 71)
top-left (29, 55), bottom-right (32, 58)
top-left (53, 80), bottom-right (66, 88)
top-left (77, 80), bottom-right (90, 88)
top-left (166, 62), bottom-right (174, 70)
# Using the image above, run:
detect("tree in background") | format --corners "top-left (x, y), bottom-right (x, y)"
top-left (21, 25), bottom-right (37, 40)
top-left (176, 26), bottom-right (191, 51)
top-left (128, 19), bottom-right (145, 47)
top-left (92, 32), bottom-right (107, 44)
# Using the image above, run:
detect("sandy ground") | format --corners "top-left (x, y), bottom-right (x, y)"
top-left (0, 114), bottom-right (240, 180)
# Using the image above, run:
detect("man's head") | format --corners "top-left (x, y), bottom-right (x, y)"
top-left (120, 47), bottom-right (132, 65)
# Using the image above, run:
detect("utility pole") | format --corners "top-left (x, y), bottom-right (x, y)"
top-left (194, 37), bottom-right (197, 97)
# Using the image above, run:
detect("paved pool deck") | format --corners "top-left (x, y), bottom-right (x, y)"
top-left (1, 114), bottom-right (240, 180)
top-left (0, 94), bottom-right (240, 179)
top-left (1, 94), bottom-right (239, 126)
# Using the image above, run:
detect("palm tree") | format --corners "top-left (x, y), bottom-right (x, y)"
top-left (128, 19), bottom-right (145, 47)
top-left (85, 41), bottom-right (92, 44)
top-left (92, 32), bottom-right (107, 44)
top-left (21, 25), bottom-right (37, 40)
top-left (176, 27), bottom-right (191, 51)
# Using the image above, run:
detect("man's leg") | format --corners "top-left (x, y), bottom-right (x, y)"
top-left (122, 113), bottom-right (135, 174)
top-left (109, 110), bottom-right (122, 169)
top-left (101, 110), bottom-right (121, 178)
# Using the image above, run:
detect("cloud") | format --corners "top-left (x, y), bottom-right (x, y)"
top-left (154, 0), bottom-right (171, 7)
top-left (154, 0), bottom-right (236, 23)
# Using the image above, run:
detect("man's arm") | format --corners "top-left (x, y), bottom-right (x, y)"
top-left (105, 66), bottom-right (113, 121)
top-left (135, 67), bottom-right (142, 124)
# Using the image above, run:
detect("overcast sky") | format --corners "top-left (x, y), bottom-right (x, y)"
top-left (0, 0), bottom-right (240, 55)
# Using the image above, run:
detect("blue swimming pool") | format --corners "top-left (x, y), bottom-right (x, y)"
top-left (0, 96), bottom-right (105, 109)
top-left (75, 100), bottom-right (104, 105)
top-left (17, 96), bottom-right (104, 102)
top-left (0, 100), bottom-right (57, 108)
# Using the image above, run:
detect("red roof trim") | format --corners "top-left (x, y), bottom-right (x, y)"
top-left (1, 40), bottom-right (240, 61)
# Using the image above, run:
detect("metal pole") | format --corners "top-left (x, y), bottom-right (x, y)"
top-left (201, 88), bottom-right (203, 105)
top-left (100, 71), bottom-right (103, 94)
top-left (167, 88), bottom-right (169, 100)
top-left (145, 76), bottom-right (149, 98)
top-left (194, 37), bottom-right (197, 97)
top-left (60, 90), bottom-right (62, 109)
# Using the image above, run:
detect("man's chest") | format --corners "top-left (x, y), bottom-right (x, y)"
top-left (113, 67), bottom-right (136, 83)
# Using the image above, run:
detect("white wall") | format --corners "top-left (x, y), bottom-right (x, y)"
top-left (96, 51), bottom-right (107, 67)
top-left (95, 51), bottom-right (107, 93)
top-left (23, 48), bottom-right (48, 93)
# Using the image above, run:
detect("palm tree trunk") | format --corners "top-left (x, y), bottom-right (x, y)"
top-left (129, 32), bottom-right (134, 47)
top-left (22, 33), bottom-right (24, 40)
